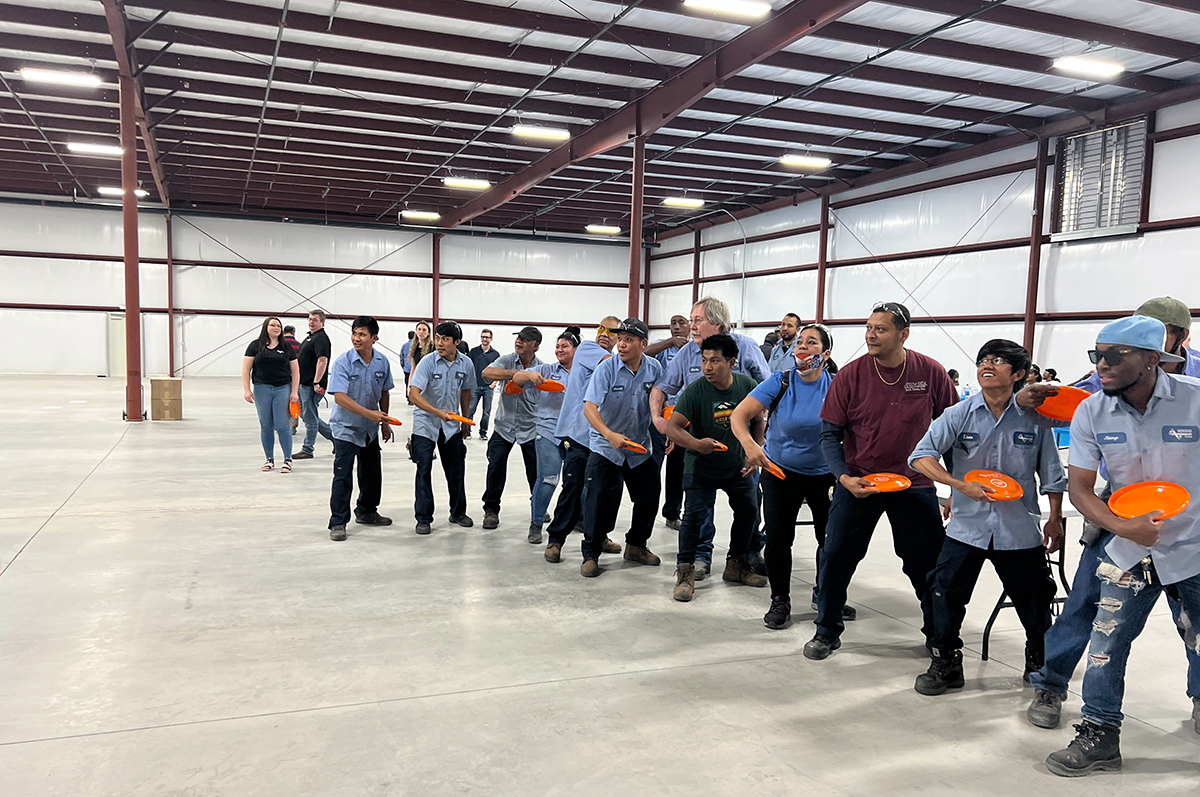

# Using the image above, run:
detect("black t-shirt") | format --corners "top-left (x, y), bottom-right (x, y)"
top-left (298, 328), bottom-right (332, 388)
top-left (244, 339), bottom-right (296, 386)
top-left (469, 346), bottom-right (501, 388)
top-left (674, 373), bottom-right (757, 480)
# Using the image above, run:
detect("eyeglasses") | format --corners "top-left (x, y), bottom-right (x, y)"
top-left (871, 302), bottom-right (910, 325)
top-left (976, 356), bottom-right (1008, 367)
top-left (597, 325), bottom-right (618, 337)
top-left (1088, 348), bottom-right (1136, 366)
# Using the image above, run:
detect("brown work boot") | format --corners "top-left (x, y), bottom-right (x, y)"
top-left (673, 563), bottom-right (696, 602)
top-left (623, 545), bottom-right (661, 566)
top-left (580, 558), bottom-right (600, 578)
top-left (723, 555), bottom-right (768, 587)
top-left (601, 536), bottom-right (622, 554)
top-left (544, 542), bottom-right (562, 563)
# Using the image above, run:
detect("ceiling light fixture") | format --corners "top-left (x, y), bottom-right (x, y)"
top-left (20, 68), bottom-right (103, 87)
top-left (662, 196), bottom-right (705, 209)
top-left (780, 153), bottom-right (832, 170)
top-left (1052, 56), bottom-right (1125, 79)
top-left (512, 124), bottom-right (571, 141)
top-left (683, 0), bottom-right (771, 17)
top-left (586, 224), bottom-right (622, 235)
top-left (401, 209), bottom-right (442, 222)
top-left (97, 186), bottom-right (148, 197)
top-left (68, 142), bottom-right (124, 157)
top-left (443, 176), bottom-right (491, 190)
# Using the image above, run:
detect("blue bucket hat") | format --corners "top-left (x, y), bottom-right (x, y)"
top-left (1096, 315), bottom-right (1185, 363)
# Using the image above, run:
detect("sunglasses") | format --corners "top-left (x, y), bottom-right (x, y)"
top-left (871, 302), bottom-right (910, 325)
top-left (1088, 348), bottom-right (1137, 367)
top-left (597, 325), bottom-right (619, 337)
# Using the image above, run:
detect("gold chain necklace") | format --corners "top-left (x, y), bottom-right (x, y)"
top-left (874, 352), bottom-right (907, 386)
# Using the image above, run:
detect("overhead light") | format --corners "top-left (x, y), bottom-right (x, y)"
top-left (586, 224), bottom-right (622, 235)
top-left (97, 186), bottom-right (148, 197)
top-left (1053, 56), bottom-right (1125, 79)
top-left (780, 153), bottom-right (832, 170)
top-left (512, 124), bottom-right (570, 141)
top-left (401, 209), bottom-right (442, 222)
top-left (20, 68), bottom-right (102, 87)
top-left (683, 0), bottom-right (771, 17)
top-left (443, 176), bottom-right (491, 190)
top-left (68, 142), bottom-right (124, 157)
top-left (662, 196), bottom-right (705, 209)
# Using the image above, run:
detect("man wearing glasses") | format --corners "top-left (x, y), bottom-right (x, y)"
top-left (466, 330), bottom-right (500, 440)
top-left (804, 301), bottom-right (958, 660)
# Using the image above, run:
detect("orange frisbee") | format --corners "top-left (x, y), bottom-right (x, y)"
top-left (447, 413), bottom-right (476, 426)
top-left (711, 441), bottom-right (729, 452)
top-left (763, 459), bottom-right (786, 481)
top-left (663, 405), bottom-right (675, 420)
top-left (965, 469), bottom-right (1023, 501)
top-left (1108, 481), bottom-right (1191, 520)
top-left (1035, 385), bottom-right (1090, 422)
top-left (536, 380), bottom-right (565, 393)
top-left (383, 415), bottom-right (403, 427)
top-left (621, 439), bottom-right (648, 453)
top-left (863, 472), bottom-right (912, 492)
top-left (289, 399), bottom-right (300, 419)
top-left (504, 380), bottom-right (523, 395)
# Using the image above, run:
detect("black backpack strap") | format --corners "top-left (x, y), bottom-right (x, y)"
top-left (765, 369), bottom-right (790, 431)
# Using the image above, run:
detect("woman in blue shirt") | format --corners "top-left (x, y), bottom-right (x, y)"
top-left (732, 324), bottom-right (849, 630)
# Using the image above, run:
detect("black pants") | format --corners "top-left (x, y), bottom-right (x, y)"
top-left (329, 435), bottom-right (382, 528)
top-left (662, 445), bottom-right (685, 522)
top-left (928, 536), bottom-right (1056, 659)
top-left (412, 430), bottom-right (467, 524)
top-left (581, 452), bottom-right (661, 561)
top-left (482, 433), bottom-right (537, 514)
top-left (762, 468), bottom-right (836, 598)
top-left (546, 438), bottom-right (590, 545)
top-left (677, 471), bottom-right (757, 565)
top-left (815, 485), bottom-right (945, 641)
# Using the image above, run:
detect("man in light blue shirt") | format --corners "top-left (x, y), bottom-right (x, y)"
top-left (647, 313), bottom-right (691, 530)
top-left (908, 338), bottom-right (1065, 696)
top-left (479, 326), bottom-right (543, 533)
top-left (580, 318), bottom-right (664, 577)
top-left (407, 320), bottom-right (475, 536)
top-left (767, 312), bottom-right (801, 372)
top-left (326, 316), bottom-right (395, 541)
top-left (1044, 315), bottom-right (1200, 777)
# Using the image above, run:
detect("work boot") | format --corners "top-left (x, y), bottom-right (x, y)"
top-left (1045, 721), bottom-right (1122, 777)
top-left (812, 586), bottom-right (857, 620)
top-left (580, 558), bottom-right (599, 578)
top-left (329, 525), bottom-right (347, 542)
top-left (544, 542), bottom-right (562, 563)
top-left (449, 514), bottom-right (474, 528)
top-left (673, 563), bottom-right (695, 602)
top-left (623, 545), bottom-right (661, 566)
top-left (355, 512), bottom-right (392, 526)
top-left (528, 524), bottom-right (543, 544)
top-left (803, 633), bottom-right (841, 660)
top-left (694, 560), bottom-right (711, 581)
top-left (482, 512), bottom-right (500, 529)
top-left (914, 649), bottom-right (965, 696)
top-left (745, 550), bottom-right (767, 577)
top-left (665, 517), bottom-right (681, 531)
top-left (763, 595), bottom-right (791, 630)
top-left (601, 536), bottom-right (622, 554)
top-left (723, 555), bottom-right (768, 587)
top-left (1027, 690), bottom-right (1063, 729)
top-left (415, 522), bottom-right (432, 535)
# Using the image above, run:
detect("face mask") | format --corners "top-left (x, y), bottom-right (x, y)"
top-left (796, 353), bottom-right (823, 375)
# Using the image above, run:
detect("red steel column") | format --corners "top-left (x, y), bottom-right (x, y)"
top-left (120, 74), bottom-right (143, 421)
top-left (1022, 138), bottom-right (1050, 353)
top-left (166, 212), bottom-right (176, 377)
top-left (815, 196), bottom-right (830, 323)
top-left (628, 136), bottom-right (645, 319)
top-left (691, 230), bottom-right (700, 304)
top-left (432, 232), bottom-right (441, 327)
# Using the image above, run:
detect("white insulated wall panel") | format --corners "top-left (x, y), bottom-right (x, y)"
top-left (652, 254), bottom-right (692, 284)
top-left (440, 236), bottom-right (628, 282)
top-left (0, 204), bottom-right (166, 259)
top-left (1157, 99), bottom-right (1200, 132)
top-left (700, 200), bottom-right (822, 246)
top-left (740, 270), bottom-right (819, 323)
top-left (835, 143), bottom-right (1038, 205)
top-left (653, 234), bottom-right (694, 255)
top-left (0, 309), bottom-right (108, 374)
top-left (648, 284), bottom-right (694, 327)
top-left (438, 280), bottom-right (626, 325)
top-left (1147, 135), bottom-right (1200, 221)
top-left (700, 231), bottom-right (820, 278)
top-left (0, 255), bottom-right (165, 308)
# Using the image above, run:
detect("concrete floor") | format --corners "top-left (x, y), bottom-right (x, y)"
top-left (1, 375), bottom-right (1197, 796)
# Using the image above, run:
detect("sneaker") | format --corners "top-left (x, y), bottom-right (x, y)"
top-left (329, 525), bottom-right (347, 541)
top-left (673, 564), bottom-right (696, 602)
top-left (723, 555), bottom-right (768, 587)
top-left (544, 542), bottom-right (562, 563)
top-left (623, 545), bottom-right (661, 566)
top-left (528, 524), bottom-right (543, 544)
top-left (464, 430), bottom-right (472, 439)
top-left (479, 432), bottom-right (488, 441)
top-left (601, 536), bottom-right (622, 554)
top-left (415, 522), bottom-right (432, 535)
top-left (811, 587), bottom-right (857, 621)
top-left (764, 595), bottom-right (792, 629)
top-left (544, 513), bottom-right (550, 525)
top-left (745, 551), bottom-right (767, 577)
top-left (665, 518), bottom-right (681, 531)
top-left (449, 514), bottom-right (474, 528)
top-left (914, 650), bottom-right (965, 696)
top-left (1045, 721), bottom-right (1122, 777)
top-left (580, 558), bottom-right (599, 578)
top-left (355, 512), bottom-right (392, 526)
top-left (483, 512), bottom-right (500, 529)
top-left (293, 451), bottom-right (314, 460)
top-left (1027, 690), bottom-right (1063, 729)
top-left (694, 560), bottom-right (711, 581)
top-left (803, 633), bottom-right (842, 660)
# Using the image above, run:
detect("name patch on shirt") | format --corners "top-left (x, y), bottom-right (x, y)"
top-left (1097, 432), bottom-right (1127, 445)
top-left (374, 371), bottom-right (386, 379)
top-left (958, 432), bottom-right (979, 444)
top-left (688, 366), bottom-right (701, 373)
top-left (611, 385), bottom-right (625, 392)
top-left (1163, 425), bottom-right (1199, 443)
top-left (1013, 431), bottom-right (1036, 447)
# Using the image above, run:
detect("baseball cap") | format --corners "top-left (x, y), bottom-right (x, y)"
top-left (513, 326), bottom-right (543, 343)
top-left (1135, 296), bottom-right (1192, 331)
top-left (1096, 315), bottom-right (1185, 363)
top-left (615, 318), bottom-right (649, 339)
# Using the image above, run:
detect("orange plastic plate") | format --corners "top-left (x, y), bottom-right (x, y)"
top-left (763, 460), bottom-right (786, 481)
top-left (536, 380), bottom-right (565, 393)
top-left (621, 439), bottom-right (648, 453)
top-left (1108, 481), bottom-right (1191, 520)
top-left (504, 380), bottom-right (523, 395)
top-left (863, 472), bottom-right (912, 492)
top-left (1035, 385), bottom-right (1091, 422)
top-left (965, 469), bottom-right (1023, 501)
top-left (383, 415), bottom-right (403, 427)
top-left (447, 413), bottom-right (476, 426)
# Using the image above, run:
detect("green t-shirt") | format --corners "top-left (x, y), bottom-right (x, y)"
top-left (673, 373), bottom-right (757, 480)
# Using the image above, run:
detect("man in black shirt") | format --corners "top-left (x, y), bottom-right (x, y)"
top-left (294, 309), bottom-right (335, 459)
top-left (467, 329), bottom-right (501, 441)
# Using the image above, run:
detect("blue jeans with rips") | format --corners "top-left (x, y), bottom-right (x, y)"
top-left (531, 435), bottom-right (564, 527)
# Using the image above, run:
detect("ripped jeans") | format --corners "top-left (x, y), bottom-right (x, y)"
top-left (531, 434), bottom-right (565, 527)
top-left (1079, 551), bottom-right (1200, 729)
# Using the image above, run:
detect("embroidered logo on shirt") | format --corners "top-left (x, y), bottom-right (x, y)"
top-left (1098, 432), bottom-right (1127, 445)
top-left (1013, 431), bottom-right (1036, 446)
top-left (958, 432), bottom-right (979, 444)
top-left (903, 380), bottom-right (928, 392)
top-left (374, 371), bottom-right (385, 379)
top-left (1163, 425), bottom-right (1199, 443)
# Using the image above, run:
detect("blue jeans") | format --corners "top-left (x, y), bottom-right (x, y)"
top-left (677, 472), bottom-right (757, 566)
top-left (1079, 552), bottom-right (1200, 728)
top-left (531, 435), bottom-right (564, 527)
top-left (468, 386), bottom-right (494, 435)
top-left (253, 383), bottom-right (292, 461)
top-left (299, 385), bottom-right (333, 454)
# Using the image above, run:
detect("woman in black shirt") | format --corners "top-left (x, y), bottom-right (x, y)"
top-left (241, 316), bottom-right (300, 472)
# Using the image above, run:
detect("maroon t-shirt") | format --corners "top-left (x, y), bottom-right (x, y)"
top-left (819, 349), bottom-right (957, 489)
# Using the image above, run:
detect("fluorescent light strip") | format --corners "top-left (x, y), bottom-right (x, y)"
top-left (68, 142), bottom-right (124, 156)
top-left (683, 0), bottom-right (771, 17)
top-left (401, 210), bottom-right (442, 222)
top-left (586, 224), bottom-right (622, 235)
top-left (662, 196), bottom-right (704, 209)
top-left (1053, 56), bottom-right (1125, 78)
top-left (443, 177), bottom-right (491, 190)
top-left (512, 124), bottom-right (570, 141)
top-left (97, 186), bottom-right (148, 197)
top-left (780, 154), bottom-right (832, 170)
top-left (20, 68), bottom-right (102, 87)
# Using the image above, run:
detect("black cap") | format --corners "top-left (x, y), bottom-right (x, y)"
top-left (513, 326), bottom-right (543, 343)
top-left (615, 317), bottom-right (649, 339)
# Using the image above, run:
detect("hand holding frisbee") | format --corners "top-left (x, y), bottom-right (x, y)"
top-left (964, 470), bottom-right (1023, 501)
top-left (710, 441), bottom-right (729, 453)
top-left (762, 459), bottom-right (786, 480)
top-left (620, 439), bottom-right (648, 453)
top-left (1108, 481), bottom-right (1190, 520)
top-left (446, 413), bottom-right (475, 426)
top-left (863, 472), bottom-right (912, 492)
top-left (504, 380), bottom-right (523, 395)
top-left (1035, 385), bottom-right (1090, 421)
top-left (383, 415), bottom-right (403, 426)
top-left (536, 380), bottom-right (565, 393)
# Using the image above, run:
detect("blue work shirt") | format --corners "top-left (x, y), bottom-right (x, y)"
top-left (910, 392), bottom-right (1066, 550)
top-left (584, 353), bottom-right (664, 467)
top-left (555, 339), bottom-right (611, 446)
top-left (519, 361), bottom-right (571, 440)
top-left (654, 339), bottom-right (684, 368)
top-left (328, 348), bottom-right (394, 447)
top-left (400, 340), bottom-right (413, 375)
top-left (656, 332), bottom-right (769, 404)
top-left (1075, 345), bottom-right (1200, 392)
top-left (1069, 372), bottom-right (1200, 584)
top-left (409, 350), bottom-right (474, 442)
top-left (767, 338), bottom-right (796, 372)
top-left (751, 368), bottom-right (832, 475)
top-left (491, 351), bottom-right (543, 444)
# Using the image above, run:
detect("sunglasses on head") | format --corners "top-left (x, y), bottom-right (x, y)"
top-left (1088, 348), bottom-right (1137, 366)
top-left (872, 302), bottom-right (910, 325)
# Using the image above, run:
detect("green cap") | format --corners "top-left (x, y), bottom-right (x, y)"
top-left (1135, 296), bottom-right (1191, 331)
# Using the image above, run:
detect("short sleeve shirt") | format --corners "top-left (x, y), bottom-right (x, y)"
top-left (492, 352), bottom-right (543, 444)
top-left (656, 333), bottom-right (769, 403)
top-left (768, 339), bottom-right (797, 372)
top-left (469, 346), bottom-right (501, 388)
top-left (674, 374), bottom-right (757, 480)
top-left (751, 368), bottom-right (832, 475)
top-left (409, 351), bottom-right (474, 442)
top-left (524, 361), bottom-right (572, 440)
top-left (555, 340), bottom-right (611, 446)
top-left (584, 353), bottom-right (663, 467)
top-left (327, 348), bottom-right (394, 446)
top-left (298, 328), bottom-right (332, 388)
top-left (244, 339), bottom-right (296, 386)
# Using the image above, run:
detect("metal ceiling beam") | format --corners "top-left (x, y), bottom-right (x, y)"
top-left (1143, 0), bottom-right (1200, 13)
top-left (0, 74), bottom-right (93, 198)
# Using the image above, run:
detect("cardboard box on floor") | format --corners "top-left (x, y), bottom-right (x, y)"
top-left (150, 378), bottom-right (183, 420)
